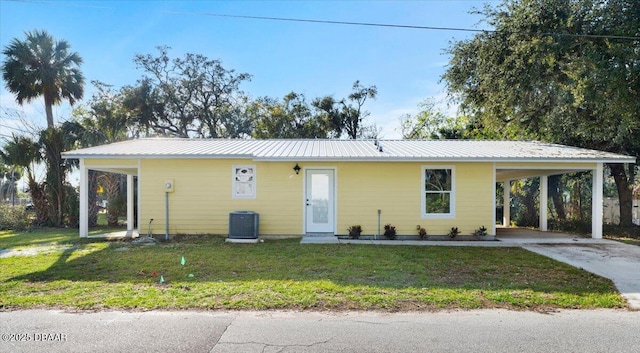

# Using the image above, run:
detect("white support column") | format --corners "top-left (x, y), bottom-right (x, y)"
top-left (540, 175), bottom-right (548, 232)
top-left (503, 180), bottom-right (511, 227)
top-left (127, 174), bottom-right (134, 231)
top-left (592, 163), bottom-right (604, 239)
top-left (79, 159), bottom-right (88, 238)
top-left (137, 160), bottom-right (141, 235)
top-left (491, 164), bottom-right (497, 236)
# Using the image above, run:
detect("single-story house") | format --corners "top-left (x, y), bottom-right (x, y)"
top-left (62, 139), bottom-right (635, 239)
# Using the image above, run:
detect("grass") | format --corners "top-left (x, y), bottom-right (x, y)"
top-left (96, 212), bottom-right (127, 227)
top-left (0, 228), bottom-right (627, 311)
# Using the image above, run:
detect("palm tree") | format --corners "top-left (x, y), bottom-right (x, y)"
top-left (2, 29), bottom-right (84, 128)
top-left (0, 165), bottom-right (23, 206)
top-left (0, 135), bottom-right (48, 224)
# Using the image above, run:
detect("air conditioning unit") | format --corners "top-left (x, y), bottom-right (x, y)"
top-left (228, 211), bottom-right (259, 239)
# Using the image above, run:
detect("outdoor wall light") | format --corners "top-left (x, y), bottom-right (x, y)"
top-left (293, 163), bottom-right (301, 175)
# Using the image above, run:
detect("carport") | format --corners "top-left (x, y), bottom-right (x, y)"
top-left (495, 162), bottom-right (605, 238)
top-left (77, 159), bottom-right (139, 237)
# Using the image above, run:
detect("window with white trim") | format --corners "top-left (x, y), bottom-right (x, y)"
top-left (422, 166), bottom-right (455, 217)
top-left (232, 165), bottom-right (256, 199)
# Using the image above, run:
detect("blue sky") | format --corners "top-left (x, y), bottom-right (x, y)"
top-left (1, 0), bottom-right (495, 139)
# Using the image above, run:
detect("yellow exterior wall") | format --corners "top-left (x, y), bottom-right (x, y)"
top-left (495, 162), bottom-right (595, 169)
top-left (137, 159), bottom-right (496, 237)
top-left (336, 162), bottom-right (494, 236)
top-left (84, 158), bottom-right (138, 167)
top-left (140, 159), bottom-right (303, 236)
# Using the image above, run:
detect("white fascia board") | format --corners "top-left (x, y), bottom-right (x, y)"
top-left (62, 153), bottom-right (255, 160)
top-left (253, 157), bottom-right (636, 163)
top-left (62, 154), bottom-right (635, 164)
top-left (88, 167), bottom-right (138, 175)
top-left (497, 158), bottom-right (636, 164)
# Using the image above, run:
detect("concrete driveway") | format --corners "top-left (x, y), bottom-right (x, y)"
top-left (494, 228), bottom-right (640, 309)
top-left (522, 241), bottom-right (640, 309)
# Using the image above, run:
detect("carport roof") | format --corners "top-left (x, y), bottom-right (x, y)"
top-left (62, 138), bottom-right (635, 163)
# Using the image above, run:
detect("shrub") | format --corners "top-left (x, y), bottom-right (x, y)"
top-left (416, 225), bottom-right (427, 240)
top-left (347, 225), bottom-right (363, 239)
top-left (0, 204), bottom-right (33, 231)
top-left (472, 226), bottom-right (488, 236)
top-left (448, 227), bottom-right (460, 238)
top-left (603, 224), bottom-right (640, 239)
top-left (548, 219), bottom-right (591, 234)
top-left (384, 224), bottom-right (397, 240)
top-left (64, 184), bottom-right (79, 228)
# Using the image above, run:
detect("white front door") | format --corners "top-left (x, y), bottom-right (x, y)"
top-left (305, 169), bottom-right (335, 233)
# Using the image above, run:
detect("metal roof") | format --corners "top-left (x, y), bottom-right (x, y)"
top-left (61, 138), bottom-right (635, 163)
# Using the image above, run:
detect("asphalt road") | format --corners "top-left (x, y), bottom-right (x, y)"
top-left (1, 309), bottom-right (639, 353)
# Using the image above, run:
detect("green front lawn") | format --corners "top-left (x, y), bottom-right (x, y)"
top-left (0, 229), bottom-right (626, 311)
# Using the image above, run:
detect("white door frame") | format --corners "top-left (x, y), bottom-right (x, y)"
top-left (303, 167), bottom-right (336, 234)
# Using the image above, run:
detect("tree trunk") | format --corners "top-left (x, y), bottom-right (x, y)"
top-left (88, 170), bottom-right (99, 227)
top-left (27, 178), bottom-right (49, 225)
top-left (56, 165), bottom-right (64, 227)
top-left (44, 95), bottom-right (54, 128)
top-left (608, 163), bottom-right (634, 227)
top-left (41, 127), bottom-right (66, 226)
top-left (548, 175), bottom-right (566, 221)
top-left (0, 175), bottom-right (5, 204)
top-left (99, 172), bottom-right (121, 227)
top-left (576, 181), bottom-right (583, 221)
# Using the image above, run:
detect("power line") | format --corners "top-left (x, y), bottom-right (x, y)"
top-left (165, 11), bottom-right (640, 41)
top-left (7, 0), bottom-right (639, 41)
top-left (165, 11), bottom-right (486, 34)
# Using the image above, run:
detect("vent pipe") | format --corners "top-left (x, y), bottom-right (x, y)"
top-left (377, 209), bottom-right (381, 240)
